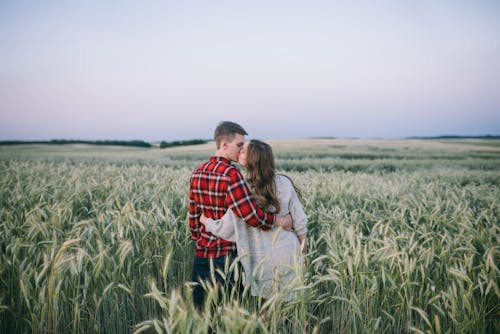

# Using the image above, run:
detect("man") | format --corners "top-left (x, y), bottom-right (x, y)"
top-left (188, 121), bottom-right (292, 310)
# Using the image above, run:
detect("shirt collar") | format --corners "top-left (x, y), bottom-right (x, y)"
top-left (210, 156), bottom-right (232, 164)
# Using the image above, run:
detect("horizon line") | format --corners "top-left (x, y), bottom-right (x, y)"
top-left (1, 134), bottom-right (500, 144)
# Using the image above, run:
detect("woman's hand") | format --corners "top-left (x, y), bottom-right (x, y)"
top-left (199, 214), bottom-right (207, 225)
top-left (297, 233), bottom-right (307, 254)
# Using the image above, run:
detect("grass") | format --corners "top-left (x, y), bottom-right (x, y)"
top-left (0, 138), bottom-right (499, 333)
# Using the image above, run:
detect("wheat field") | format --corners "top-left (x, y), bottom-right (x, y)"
top-left (1, 138), bottom-right (499, 333)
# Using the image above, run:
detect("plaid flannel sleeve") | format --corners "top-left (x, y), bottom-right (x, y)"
top-left (188, 187), bottom-right (200, 241)
top-left (226, 173), bottom-right (275, 230)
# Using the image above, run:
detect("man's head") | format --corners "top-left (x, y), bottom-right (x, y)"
top-left (214, 121), bottom-right (248, 162)
top-left (214, 121), bottom-right (248, 148)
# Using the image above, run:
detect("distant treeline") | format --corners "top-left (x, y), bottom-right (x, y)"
top-left (0, 139), bottom-right (152, 147)
top-left (0, 139), bottom-right (211, 148)
top-left (159, 139), bottom-right (208, 148)
top-left (407, 135), bottom-right (500, 139)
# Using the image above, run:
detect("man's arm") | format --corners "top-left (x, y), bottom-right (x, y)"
top-left (226, 172), bottom-right (293, 231)
top-left (188, 187), bottom-right (200, 241)
top-left (226, 173), bottom-right (275, 230)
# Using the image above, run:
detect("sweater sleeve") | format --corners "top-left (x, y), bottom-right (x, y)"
top-left (203, 210), bottom-right (238, 242)
top-left (287, 179), bottom-right (308, 236)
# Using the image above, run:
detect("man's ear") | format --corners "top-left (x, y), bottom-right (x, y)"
top-left (221, 139), bottom-right (229, 150)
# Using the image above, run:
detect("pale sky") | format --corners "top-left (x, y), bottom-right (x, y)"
top-left (1, 0), bottom-right (499, 141)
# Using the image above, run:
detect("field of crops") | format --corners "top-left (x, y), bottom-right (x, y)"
top-left (1, 138), bottom-right (499, 333)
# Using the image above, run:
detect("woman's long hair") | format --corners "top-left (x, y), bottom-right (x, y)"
top-left (245, 140), bottom-right (280, 213)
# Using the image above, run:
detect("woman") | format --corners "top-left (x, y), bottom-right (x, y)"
top-left (199, 139), bottom-right (307, 301)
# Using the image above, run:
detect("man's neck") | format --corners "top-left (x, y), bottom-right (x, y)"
top-left (215, 149), bottom-right (230, 160)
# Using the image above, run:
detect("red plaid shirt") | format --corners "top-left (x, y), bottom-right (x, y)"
top-left (189, 156), bottom-right (275, 258)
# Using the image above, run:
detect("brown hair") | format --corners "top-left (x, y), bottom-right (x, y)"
top-left (245, 139), bottom-right (280, 213)
top-left (214, 121), bottom-right (248, 149)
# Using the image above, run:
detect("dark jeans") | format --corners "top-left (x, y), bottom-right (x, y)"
top-left (191, 251), bottom-right (242, 311)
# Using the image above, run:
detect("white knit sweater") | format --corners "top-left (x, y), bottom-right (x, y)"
top-left (204, 174), bottom-right (308, 298)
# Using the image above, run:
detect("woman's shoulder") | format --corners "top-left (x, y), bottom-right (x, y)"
top-left (275, 174), bottom-right (294, 190)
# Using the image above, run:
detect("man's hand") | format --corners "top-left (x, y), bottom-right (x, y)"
top-left (199, 214), bottom-right (207, 225)
top-left (275, 213), bottom-right (293, 231)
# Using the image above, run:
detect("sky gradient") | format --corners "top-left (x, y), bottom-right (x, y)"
top-left (1, 0), bottom-right (499, 141)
